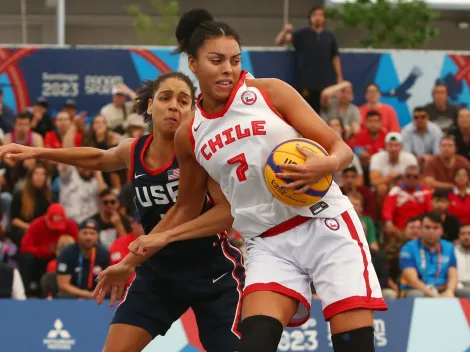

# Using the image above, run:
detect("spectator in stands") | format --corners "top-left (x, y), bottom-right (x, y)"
top-left (275, 5), bottom-right (342, 113)
top-left (320, 81), bottom-right (360, 138)
top-left (30, 97), bottom-right (54, 137)
top-left (382, 165), bottom-right (432, 238)
top-left (370, 132), bottom-right (418, 207)
top-left (340, 166), bottom-right (376, 218)
top-left (399, 212), bottom-right (464, 297)
top-left (424, 83), bottom-right (460, 131)
top-left (46, 235), bottom-right (76, 274)
top-left (59, 164), bottom-right (107, 224)
top-left (62, 99), bottom-right (77, 119)
top-left (0, 87), bottom-right (15, 133)
top-left (359, 83), bottom-right (400, 133)
top-left (447, 167), bottom-right (470, 224)
top-left (44, 111), bottom-right (82, 148)
top-left (423, 135), bottom-right (470, 190)
top-left (347, 191), bottom-right (378, 250)
top-left (403, 216), bottom-right (422, 242)
top-left (120, 113), bottom-right (147, 141)
top-left (401, 107), bottom-right (442, 165)
top-left (0, 262), bottom-right (26, 300)
top-left (20, 203), bottom-right (78, 297)
top-left (432, 189), bottom-right (460, 242)
top-left (455, 224), bottom-right (470, 290)
top-left (118, 183), bottom-right (135, 217)
top-left (91, 188), bottom-right (131, 249)
top-left (449, 108), bottom-right (470, 160)
top-left (109, 214), bottom-right (144, 265)
top-left (100, 84), bottom-right (136, 133)
top-left (56, 219), bottom-right (109, 299)
top-left (3, 111), bottom-right (43, 147)
top-left (10, 162), bottom-right (51, 246)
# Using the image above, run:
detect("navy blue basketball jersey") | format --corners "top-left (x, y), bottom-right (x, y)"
top-left (130, 134), bottom-right (217, 259)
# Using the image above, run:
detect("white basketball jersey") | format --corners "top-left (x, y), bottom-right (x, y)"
top-left (191, 71), bottom-right (352, 239)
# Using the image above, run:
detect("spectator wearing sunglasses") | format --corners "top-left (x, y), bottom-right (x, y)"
top-left (91, 189), bottom-right (131, 249)
top-left (401, 107), bottom-right (443, 166)
top-left (383, 165), bottom-right (433, 239)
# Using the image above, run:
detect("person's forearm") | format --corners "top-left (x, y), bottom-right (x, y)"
top-left (11, 218), bottom-right (29, 230)
top-left (59, 283), bottom-right (92, 298)
top-left (328, 140), bottom-right (354, 172)
top-left (333, 56), bottom-right (343, 81)
top-left (406, 276), bottom-right (437, 296)
top-left (34, 147), bottom-right (106, 170)
top-left (275, 29), bottom-right (289, 45)
top-left (446, 269), bottom-right (458, 292)
top-left (424, 177), bottom-right (454, 190)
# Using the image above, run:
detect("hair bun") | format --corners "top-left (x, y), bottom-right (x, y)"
top-left (175, 9), bottom-right (214, 54)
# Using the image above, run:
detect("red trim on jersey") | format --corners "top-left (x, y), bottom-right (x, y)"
top-left (258, 88), bottom-right (291, 126)
top-left (260, 215), bottom-right (310, 238)
top-left (323, 296), bottom-right (388, 321)
top-left (341, 210), bottom-right (372, 297)
top-left (140, 134), bottom-right (175, 176)
top-left (243, 282), bottom-right (311, 327)
top-left (117, 273), bottom-right (137, 308)
top-left (129, 138), bottom-right (139, 182)
top-left (197, 70), bottom-right (248, 119)
top-left (188, 116), bottom-right (196, 152)
top-left (219, 234), bottom-right (244, 339)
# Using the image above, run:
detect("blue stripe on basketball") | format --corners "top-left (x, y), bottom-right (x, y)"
top-left (266, 152), bottom-right (327, 197)
top-left (288, 138), bottom-right (328, 156)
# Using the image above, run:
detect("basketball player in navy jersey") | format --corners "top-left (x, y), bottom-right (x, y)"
top-left (0, 72), bottom-right (245, 352)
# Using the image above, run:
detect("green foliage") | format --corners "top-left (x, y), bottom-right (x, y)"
top-left (125, 0), bottom-right (180, 45)
top-left (327, 0), bottom-right (439, 48)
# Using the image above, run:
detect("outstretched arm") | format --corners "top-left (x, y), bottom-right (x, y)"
top-left (0, 139), bottom-right (133, 172)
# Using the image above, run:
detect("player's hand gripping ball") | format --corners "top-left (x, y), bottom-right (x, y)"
top-left (264, 138), bottom-right (333, 207)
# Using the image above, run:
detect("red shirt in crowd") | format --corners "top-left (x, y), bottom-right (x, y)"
top-left (382, 184), bottom-right (433, 229)
top-left (351, 128), bottom-right (387, 156)
top-left (359, 104), bottom-right (401, 133)
top-left (20, 216), bottom-right (79, 259)
top-left (448, 189), bottom-right (470, 224)
top-left (46, 259), bottom-right (57, 273)
top-left (44, 131), bottom-right (82, 148)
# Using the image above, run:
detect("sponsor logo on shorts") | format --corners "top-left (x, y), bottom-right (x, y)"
top-left (241, 90), bottom-right (257, 105)
top-left (324, 218), bottom-right (340, 231)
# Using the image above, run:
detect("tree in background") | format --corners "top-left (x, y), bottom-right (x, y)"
top-left (328, 0), bottom-right (439, 49)
top-left (125, 0), bottom-right (179, 45)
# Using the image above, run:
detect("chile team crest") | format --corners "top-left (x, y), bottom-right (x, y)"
top-left (241, 90), bottom-right (257, 105)
top-left (324, 218), bottom-right (340, 231)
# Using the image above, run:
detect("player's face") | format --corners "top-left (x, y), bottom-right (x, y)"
top-left (404, 220), bottom-right (421, 240)
top-left (55, 112), bottom-right (72, 134)
top-left (147, 78), bottom-right (193, 138)
top-left (454, 168), bottom-right (469, 188)
top-left (459, 226), bottom-right (470, 249)
top-left (421, 218), bottom-right (443, 247)
top-left (78, 229), bottom-right (99, 249)
top-left (190, 37), bottom-right (241, 103)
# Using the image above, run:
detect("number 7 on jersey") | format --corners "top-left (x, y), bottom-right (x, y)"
top-left (227, 153), bottom-right (248, 182)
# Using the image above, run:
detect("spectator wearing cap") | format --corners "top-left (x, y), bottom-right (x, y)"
top-left (455, 224), bottom-right (470, 291)
top-left (30, 96), bottom-right (54, 137)
top-left (0, 87), bottom-right (15, 133)
top-left (44, 110), bottom-right (82, 149)
top-left (449, 108), bottom-right (470, 160)
top-left (62, 99), bottom-right (77, 119)
top-left (100, 83), bottom-right (136, 133)
top-left (432, 189), bottom-right (460, 243)
top-left (3, 111), bottom-right (44, 147)
top-left (56, 219), bottom-right (110, 299)
top-left (424, 83), bottom-right (461, 131)
top-left (91, 189), bottom-right (131, 248)
top-left (447, 167), bottom-right (470, 224)
top-left (340, 166), bottom-right (376, 218)
top-left (382, 165), bottom-right (432, 238)
top-left (401, 107), bottom-right (443, 165)
top-left (20, 203), bottom-right (78, 296)
top-left (423, 135), bottom-right (470, 190)
top-left (120, 113), bottom-right (147, 142)
top-left (359, 83), bottom-right (401, 134)
top-left (369, 132), bottom-right (418, 209)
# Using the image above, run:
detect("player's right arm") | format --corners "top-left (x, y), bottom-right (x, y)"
top-left (0, 139), bottom-right (133, 172)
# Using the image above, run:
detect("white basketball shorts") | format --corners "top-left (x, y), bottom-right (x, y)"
top-left (243, 208), bottom-right (388, 327)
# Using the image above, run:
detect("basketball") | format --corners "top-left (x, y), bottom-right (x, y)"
top-left (264, 138), bottom-right (333, 207)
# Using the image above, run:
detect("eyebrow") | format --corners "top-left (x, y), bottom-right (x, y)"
top-left (158, 90), bottom-right (191, 98)
top-left (207, 52), bottom-right (241, 58)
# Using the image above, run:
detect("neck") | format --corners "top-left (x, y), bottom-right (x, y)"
top-left (423, 241), bottom-right (439, 251)
top-left (461, 244), bottom-right (470, 252)
top-left (369, 131), bottom-right (379, 139)
top-left (150, 132), bottom-right (174, 157)
top-left (440, 155), bottom-right (454, 164)
top-left (311, 24), bottom-right (323, 31)
top-left (461, 127), bottom-right (470, 136)
top-left (368, 101), bottom-right (380, 108)
top-left (435, 101), bottom-right (447, 110)
top-left (389, 155), bottom-right (399, 163)
top-left (458, 186), bottom-right (468, 194)
top-left (416, 125), bottom-right (427, 133)
top-left (200, 93), bottom-right (228, 116)
top-left (79, 245), bottom-right (91, 259)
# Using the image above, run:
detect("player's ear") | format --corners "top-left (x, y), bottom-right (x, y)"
top-left (147, 98), bottom-right (153, 115)
top-left (188, 55), bottom-right (197, 74)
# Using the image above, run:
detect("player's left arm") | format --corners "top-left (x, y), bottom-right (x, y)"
top-left (249, 79), bottom-right (353, 192)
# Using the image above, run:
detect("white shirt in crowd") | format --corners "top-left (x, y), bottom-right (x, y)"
top-left (455, 243), bottom-right (470, 288)
top-left (100, 101), bottom-right (134, 130)
top-left (369, 151), bottom-right (418, 177)
top-left (12, 268), bottom-right (26, 300)
top-left (59, 166), bottom-right (99, 223)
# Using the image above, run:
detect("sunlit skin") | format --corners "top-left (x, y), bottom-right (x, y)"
top-left (188, 37), bottom-right (241, 114)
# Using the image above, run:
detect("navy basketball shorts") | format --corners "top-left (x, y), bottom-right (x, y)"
top-left (112, 237), bottom-right (245, 352)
